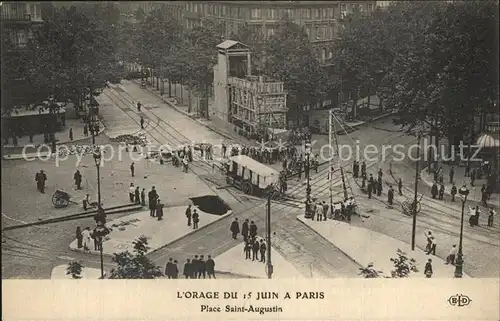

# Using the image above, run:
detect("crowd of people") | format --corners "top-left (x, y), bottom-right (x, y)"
top-left (165, 255), bottom-right (216, 279)
top-left (228, 218), bottom-right (268, 263)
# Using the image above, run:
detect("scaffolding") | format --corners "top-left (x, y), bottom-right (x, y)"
top-left (228, 75), bottom-right (287, 137)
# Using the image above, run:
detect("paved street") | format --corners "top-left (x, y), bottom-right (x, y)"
top-left (3, 79), bottom-right (498, 279)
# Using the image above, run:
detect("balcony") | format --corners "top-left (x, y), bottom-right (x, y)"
top-left (229, 76), bottom-right (284, 94)
top-left (1, 12), bottom-right (43, 23)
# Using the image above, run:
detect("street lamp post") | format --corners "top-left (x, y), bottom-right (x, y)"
top-left (93, 147), bottom-right (102, 209)
top-left (455, 184), bottom-right (469, 278)
top-left (265, 184), bottom-right (275, 279)
top-left (411, 132), bottom-right (422, 251)
top-left (304, 139), bottom-right (312, 218)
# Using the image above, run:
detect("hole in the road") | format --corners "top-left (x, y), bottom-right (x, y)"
top-left (190, 195), bottom-right (231, 216)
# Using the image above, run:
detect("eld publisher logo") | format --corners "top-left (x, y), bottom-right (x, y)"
top-left (448, 294), bottom-right (472, 307)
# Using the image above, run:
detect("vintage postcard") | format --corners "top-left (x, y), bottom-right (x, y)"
top-left (2, 1), bottom-right (499, 320)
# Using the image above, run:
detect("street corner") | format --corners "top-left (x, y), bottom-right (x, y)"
top-left (214, 239), bottom-right (305, 279)
top-left (70, 204), bottom-right (232, 257)
top-left (51, 264), bottom-right (103, 279)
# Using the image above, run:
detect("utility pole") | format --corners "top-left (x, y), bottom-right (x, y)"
top-left (328, 110), bottom-right (334, 214)
top-left (331, 112), bottom-right (348, 200)
top-left (411, 132), bottom-right (422, 251)
top-left (266, 191), bottom-right (273, 279)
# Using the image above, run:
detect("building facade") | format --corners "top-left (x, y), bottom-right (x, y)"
top-left (165, 1), bottom-right (376, 63)
top-left (1, 2), bottom-right (43, 49)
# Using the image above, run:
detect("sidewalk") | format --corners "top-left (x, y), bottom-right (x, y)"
top-left (214, 236), bottom-right (305, 279)
top-left (420, 164), bottom-right (500, 207)
top-left (297, 215), bottom-right (469, 278)
top-left (51, 265), bottom-right (103, 279)
top-left (69, 207), bottom-right (232, 257)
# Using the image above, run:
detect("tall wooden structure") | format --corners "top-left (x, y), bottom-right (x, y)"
top-left (213, 40), bottom-right (288, 137)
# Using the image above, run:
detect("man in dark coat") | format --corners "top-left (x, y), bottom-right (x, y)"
top-left (191, 255), bottom-right (199, 279)
top-left (140, 116), bottom-right (145, 129)
top-left (165, 257), bottom-right (174, 279)
top-left (244, 240), bottom-right (252, 260)
top-left (361, 161), bottom-right (366, 177)
top-left (424, 259), bottom-right (433, 278)
top-left (388, 186), bottom-right (394, 205)
top-left (367, 182), bottom-right (373, 199)
top-left (252, 240), bottom-right (260, 261)
top-left (156, 199), bottom-right (164, 221)
top-left (376, 178), bottom-right (383, 196)
top-left (431, 183), bottom-right (438, 199)
top-left (438, 184), bottom-right (445, 200)
top-left (259, 240), bottom-right (267, 263)
top-left (450, 184), bottom-right (457, 202)
top-left (197, 255), bottom-right (206, 279)
top-left (172, 260), bottom-right (179, 278)
top-left (398, 178), bottom-right (403, 196)
top-left (185, 205), bottom-right (192, 226)
top-left (130, 162), bottom-right (135, 177)
top-left (230, 218), bottom-right (240, 239)
top-left (206, 255), bottom-right (216, 279)
top-left (249, 221), bottom-right (257, 239)
top-left (140, 188), bottom-right (146, 206)
top-left (35, 170), bottom-right (47, 193)
top-left (470, 168), bottom-right (476, 186)
top-left (241, 219), bottom-right (249, 241)
top-left (148, 187), bottom-right (158, 217)
top-left (192, 210), bottom-right (199, 229)
top-left (74, 170), bottom-right (82, 190)
top-left (183, 259), bottom-right (192, 278)
top-left (134, 187), bottom-right (141, 205)
top-left (369, 174), bottom-right (374, 186)
top-left (449, 166), bottom-right (455, 184)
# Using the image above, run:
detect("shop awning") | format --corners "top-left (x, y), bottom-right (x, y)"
top-left (476, 132), bottom-right (500, 148)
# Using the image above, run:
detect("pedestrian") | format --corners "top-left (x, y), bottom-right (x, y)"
top-left (378, 168), bottom-right (383, 179)
top-left (230, 218), bottom-right (240, 239)
top-left (249, 221), bottom-right (257, 239)
top-left (82, 227), bottom-right (91, 252)
top-left (83, 124), bottom-right (88, 137)
top-left (183, 259), bottom-right (192, 279)
top-left (148, 186), bottom-right (158, 217)
top-left (252, 239), bottom-right (260, 261)
top-left (446, 245), bottom-right (457, 265)
top-left (76, 227), bottom-right (83, 249)
top-left (431, 182), bottom-right (438, 199)
top-left (361, 161), bottom-right (366, 177)
top-left (438, 184), bottom-right (445, 200)
top-left (130, 162), bottom-right (135, 177)
top-left (241, 219), bottom-right (249, 241)
top-left (481, 190), bottom-right (488, 207)
top-left (156, 198), bottom-right (164, 221)
top-left (165, 258), bottom-right (174, 279)
top-left (488, 209), bottom-right (495, 227)
top-left (470, 168), bottom-right (476, 186)
top-left (388, 185), bottom-right (394, 205)
top-left (244, 240), bottom-right (252, 260)
top-left (137, 101), bottom-right (142, 112)
top-left (426, 236), bottom-right (436, 255)
top-left (315, 202), bottom-right (323, 221)
top-left (449, 166), bottom-right (455, 184)
top-left (259, 239), bottom-right (267, 263)
top-left (129, 183), bottom-right (135, 203)
top-left (172, 260), bottom-right (179, 279)
top-left (29, 131), bottom-right (34, 143)
top-left (450, 184), bottom-right (457, 202)
top-left (367, 182), bottom-right (373, 199)
top-left (376, 178), bottom-right (382, 196)
top-left (198, 255), bottom-right (206, 279)
top-left (140, 116), bottom-right (144, 129)
top-left (424, 231), bottom-right (433, 252)
top-left (192, 209), bottom-right (199, 229)
top-left (91, 229), bottom-right (99, 251)
top-left (69, 128), bottom-right (73, 141)
top-left (206, 255), bottom-right (216, 279)
top-left (182, 156), bottom-right (189, 173)
top-left (322, 201), bottom-right (328, 221)
top-left (398, 178), bottom-right (403, 196)
top-left (424, 259), bottom-right (433, 278)
top-left (185, 205), bottom-right (192, 226)
top-left (141, 188), bottom-right (146, 206)
top-left (74, 170), bottom-right (82, 190)
top-left (134, 187), bottom-right (141, 205)
top-left (191, 255), bottom-right (199, 279)
top-left (35, 170), bottom-right (46, 193)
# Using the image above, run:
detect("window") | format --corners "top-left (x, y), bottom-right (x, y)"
top-left (231, 7), bottom-right (238, 17)
top-left (314, 8), bottom-right (320, 19)
top-left (328, 50), bottom-right (333, 59)
top-left (327, 8), bottom-right (334, 19)
top-left (222, 5), bottom-right (227, 15)
top-left (321, 48), bottom-right (326, 61)
top-left (283, 9), bottom-right (293, 19)
top-left (304, 8), bottom-right (311, 19)
top-left (305, 26), bottom-right (311, 36)
top-left (315, 26), bottom-right (319, 39)
top-left (268, 8), bottom-right (277, 19)
top-left (322, 8), bottom-right (328, 19)
top-left (251, 8), bottom-right (261, 19)
top-left (194, 3), bottom-right (198, 13)
top-left (267, 27), bottom-right (275, 39)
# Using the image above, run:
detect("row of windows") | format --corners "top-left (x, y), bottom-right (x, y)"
top-left (1, 3), bottom-right (42, 21)
top-left (184, 2), bottom-right (374, 21)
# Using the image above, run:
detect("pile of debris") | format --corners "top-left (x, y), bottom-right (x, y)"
top-left (111, 133), bottom-right (149, 146)
top-left (51, 144), bottom-right (99, 158)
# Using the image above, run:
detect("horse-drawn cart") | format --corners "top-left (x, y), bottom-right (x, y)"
top-left (52, 189), bottom-right (78, 208)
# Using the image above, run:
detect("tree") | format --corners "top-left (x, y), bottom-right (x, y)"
top-left (66, 261), bottom-right (84, 279)
top-left (264, 18), bottom-right (328, 125)
top-left (108, 236), bottom-right (164, 279)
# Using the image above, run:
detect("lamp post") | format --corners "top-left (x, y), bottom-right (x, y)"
top-left (265, 184), bottom-right (275, 279)
top-left (411, 131), bottom-right (422, 251)
top-left (93, 221), bottom-right (110, 279)
top-left (304, 139), bottom-right (312, 218)
top-left (455, 184), bottom-right (469, 278)
top-left (93, 147), bottom-right (102, 208)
